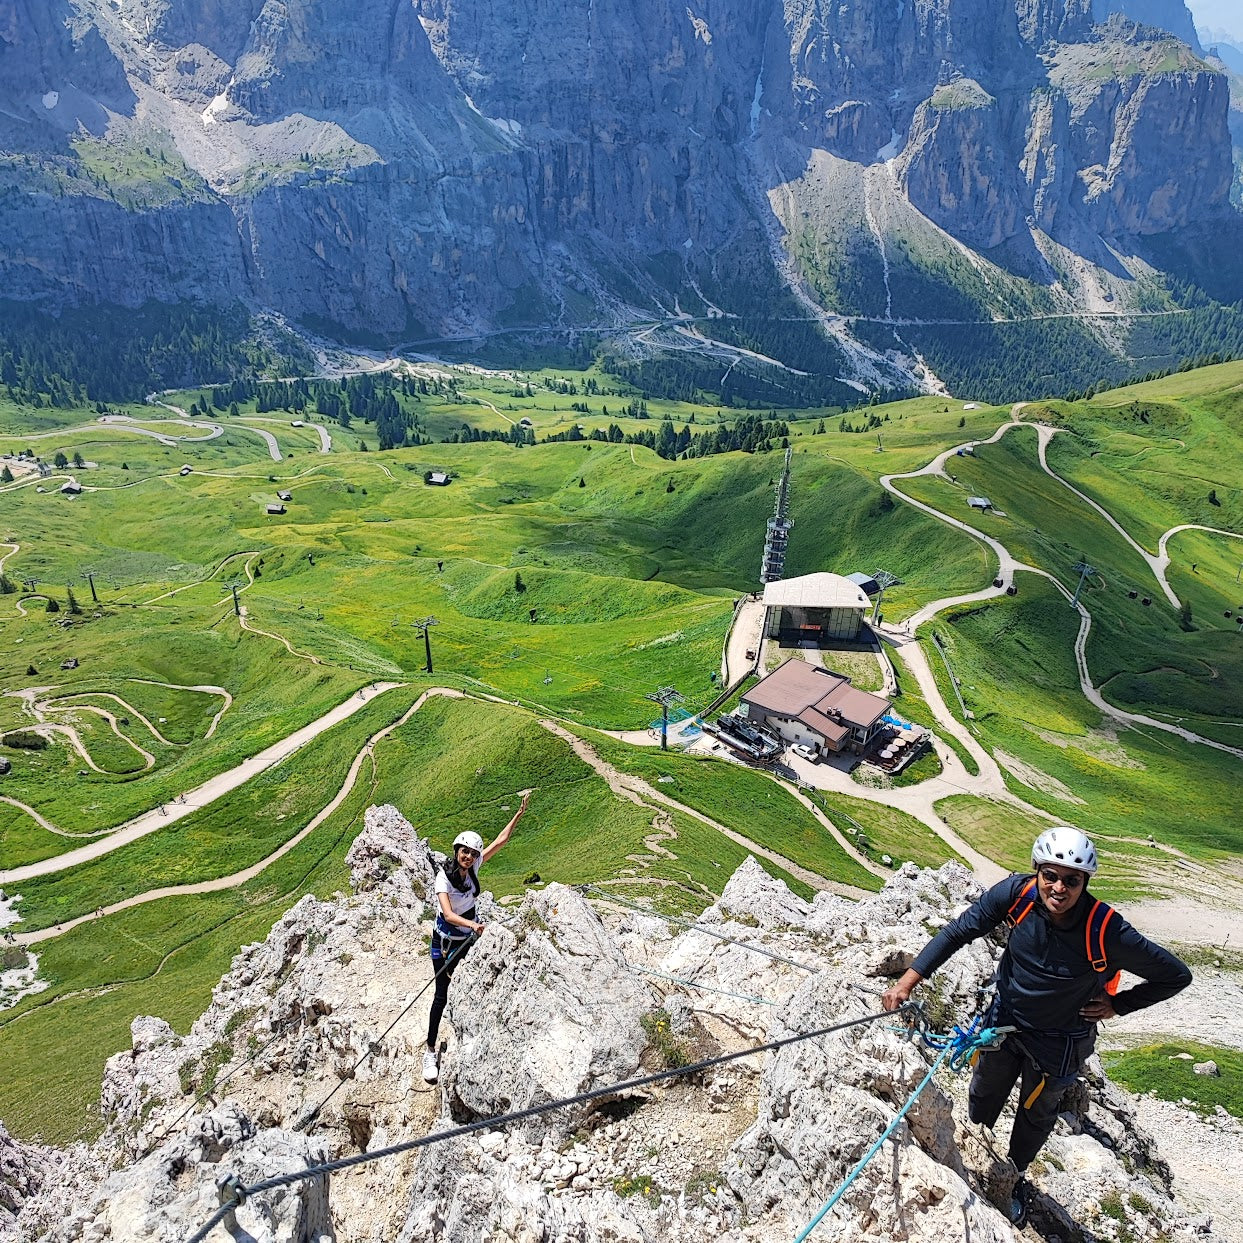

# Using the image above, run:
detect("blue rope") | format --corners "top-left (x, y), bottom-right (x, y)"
top-left (921, 1014), bottom-right (1015, 1071)
top-left (793, 1014), bottom-right (1013, 1242)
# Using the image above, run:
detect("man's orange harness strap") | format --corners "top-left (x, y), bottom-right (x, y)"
top-left (1004, 877), bottom-right (1121, 994)
top-left (1003, 877), bottom-right (1122, 1110)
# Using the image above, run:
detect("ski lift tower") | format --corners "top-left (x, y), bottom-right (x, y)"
top-left (870, 568), bottom-right (902, 625)
top-left (1070, 562), bottom-right (1096, 610)
top-left (759, 446), bottom-right (794, 585)
top-left (645, 686), bottom-right (686, 752)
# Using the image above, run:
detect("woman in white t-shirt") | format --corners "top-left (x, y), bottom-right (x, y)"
top-left (423, 790), bottom-right (531, 1083)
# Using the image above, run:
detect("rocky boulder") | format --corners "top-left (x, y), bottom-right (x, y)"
top-left (5, 849), bottom-right (1222, 1243)
top-left (14, 1102), bottom-right (329, 1243)
top-left (440, 883), bottom-right (653, 1125)
top-left (0, 1119), bottom-right (46, 1219)
top-left (345, 801), bottom-right (439, 910)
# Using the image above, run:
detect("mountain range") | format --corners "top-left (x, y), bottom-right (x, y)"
top-left (1, 0), bottom-right (1242, 400)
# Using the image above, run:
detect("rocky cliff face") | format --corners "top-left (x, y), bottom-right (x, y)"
top-left (1, 806), bottom-right (1223, 1243)
top-left (0, 0), bottom-right (1239, 382)
top-left (1091, 0), bottom-right (1201, 49)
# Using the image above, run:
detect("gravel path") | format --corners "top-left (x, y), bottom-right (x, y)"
top-left (1127, 1094), bottom-right (1243, 1242)
top-left (0, 681), bottom-right (402, 888)
top-left (722, 597), bottom-right (765, 685)
top-left (10, 688), bottom-right (459, 946)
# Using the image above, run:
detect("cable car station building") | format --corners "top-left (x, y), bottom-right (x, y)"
top-left (740, 659), bottom-right (891, 756)
top-left (761, 572), bottom-right (870, 644)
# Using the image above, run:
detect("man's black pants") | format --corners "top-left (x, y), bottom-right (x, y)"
top-left (969, 1036), bottom-right (1077, 1172)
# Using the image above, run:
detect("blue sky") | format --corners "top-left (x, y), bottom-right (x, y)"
top-left (1186, 0), bottom-right (1243, 45)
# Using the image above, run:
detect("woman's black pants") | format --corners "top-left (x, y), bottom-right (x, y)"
top-left (426, 928), bottom-right (474, 1049)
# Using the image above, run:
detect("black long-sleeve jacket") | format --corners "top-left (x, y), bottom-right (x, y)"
top-left (911, 874), bottom-right (1192, 1036)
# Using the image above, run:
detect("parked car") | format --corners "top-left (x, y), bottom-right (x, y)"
top-left (790, 742), bottom-right (819, 763)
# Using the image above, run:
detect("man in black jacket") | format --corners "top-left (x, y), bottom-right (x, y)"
top-left (882, 827), bottom-right (1191, 1218)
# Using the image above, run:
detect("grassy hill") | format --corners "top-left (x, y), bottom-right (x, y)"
top-left (1, 360), bottom-right (1240, 1142)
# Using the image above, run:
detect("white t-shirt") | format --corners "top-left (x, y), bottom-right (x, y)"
top-left (434, 862), bottom-right (481, 921)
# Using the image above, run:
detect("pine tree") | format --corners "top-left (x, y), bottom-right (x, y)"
top-left (67, 588), bottom-right (82, 615)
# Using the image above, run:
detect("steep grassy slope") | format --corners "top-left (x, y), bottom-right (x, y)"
top-left (2, 364), bottom-right (1240, 1145)
top-left (929, 578), bottom-right (1239, 881)
top-left (900, 424), bottom-right (1243, 731)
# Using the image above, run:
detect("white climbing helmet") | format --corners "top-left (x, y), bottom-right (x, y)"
top-left (1032, 826), bottom-right (1098, 876)
top-left (453, 830), bottom-right (484, 854)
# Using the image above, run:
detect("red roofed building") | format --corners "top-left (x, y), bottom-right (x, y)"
top-left (740, 659), bottom-right (891, 757)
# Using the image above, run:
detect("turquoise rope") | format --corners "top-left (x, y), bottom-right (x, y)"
top-left (792, 1043), bottom-right (953, 1243)
top-left (793, 1016), bottom-right (1011, 1242)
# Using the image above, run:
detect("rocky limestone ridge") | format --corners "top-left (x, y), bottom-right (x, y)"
top-left (0, 0), bottom-right (1239, 369)
top-left (1, 807), bottom-right (1225, 1243)
top-left (1091, 0), bottom-right (1201, 50)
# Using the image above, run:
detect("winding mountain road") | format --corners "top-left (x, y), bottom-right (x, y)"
top-left (238, 416), bottom-right (332, 453)
top-left (0, 681), bottom-right (401, 887)
top-left (1155, 523), bottom-right (1243, 605)
top-left (881, 414), bottom-right (1241, 756)
top-left (235, 423), bottom-right (282, 461)
top-left (9, 686), bottom-right (449, 947)
top-left (767, 409), bottom-right (1243, 880)
top-left (1032, 422), bottom-right (1177, 606)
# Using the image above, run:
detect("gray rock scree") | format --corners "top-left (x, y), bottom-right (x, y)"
top-left (1, 807), bottom-right (1220, 1243)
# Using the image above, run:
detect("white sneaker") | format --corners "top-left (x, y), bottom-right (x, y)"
top-left (422, 1049), bottom-right (439, 1084)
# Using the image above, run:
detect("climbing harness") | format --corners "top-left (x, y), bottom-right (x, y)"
top-left (185, 1002), bottom-right (911, 1243)
top-left (793, 1011), bottom-right (1014, 1242)
top-left (1006, 877), bottom-right (1121, 994)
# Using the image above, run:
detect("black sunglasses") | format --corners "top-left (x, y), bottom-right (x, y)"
top-left (1038, 867), bottom-right (1084, 890)
top-left (457, 846), bottom-right (480, 858)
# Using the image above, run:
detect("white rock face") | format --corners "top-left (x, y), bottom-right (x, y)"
top-left (0, 1120), bottom-right (46, 1218)
top-left (442, 884), bottom-right (652, 1123)
top-left (3, 836), bottom-right (1221, 1243)
top-left (344, 800), bottom-right (440, 908)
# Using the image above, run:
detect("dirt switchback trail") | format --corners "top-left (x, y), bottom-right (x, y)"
top-left (539, 720), bottom-right (871, 899)
top-left (0, 682), bottom-right (403, 887)
top-left (10, 689), bottom-right (462, 946)
top-left (882, 417), bottom-right (1242, 759)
